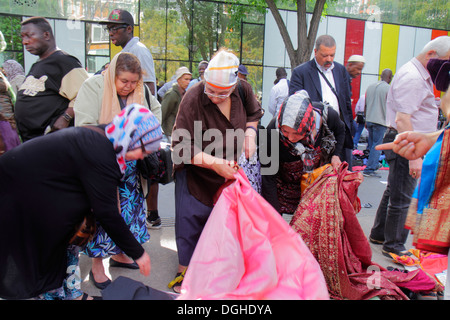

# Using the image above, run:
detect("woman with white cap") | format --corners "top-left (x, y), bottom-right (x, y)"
top-left (168, 48), bottom-right (263, 293)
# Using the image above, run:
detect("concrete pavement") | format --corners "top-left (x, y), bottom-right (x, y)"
top-left (80, 167), bottom-right (412, 298)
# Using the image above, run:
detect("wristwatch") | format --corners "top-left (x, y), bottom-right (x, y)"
top-left (62, 113), bottom-right (73, 122)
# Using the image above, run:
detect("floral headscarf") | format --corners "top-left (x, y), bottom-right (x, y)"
top-left (105, 104), bottom-right (162, 176)
top-left (276, 90), bottom-right (316, 157)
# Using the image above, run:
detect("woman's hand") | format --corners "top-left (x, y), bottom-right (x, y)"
top-left (330, 155), bottom-right (341, 170)
top-left (192, 152), bottom-right (239, 180)
top-left (135, 251), bottom-right (151, 277)
top-left (212, 159), bottom-right (239, 180)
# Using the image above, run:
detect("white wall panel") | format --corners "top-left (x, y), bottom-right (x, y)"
top-left (396, 25), bottom-right (416, 70)
top-left (264, 10), bottom-right (288, 67)
top-left (413, 28), bottom-right (432, 56)
top-left (362, 21), bottom-right (382, 76)
top-left (326, 16), bottom-right (347, 65)
top-left (54, 19), bottom-right (85, 68)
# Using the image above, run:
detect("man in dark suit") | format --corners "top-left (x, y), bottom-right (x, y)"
top-left (289, 35), bottom-right (353, 169)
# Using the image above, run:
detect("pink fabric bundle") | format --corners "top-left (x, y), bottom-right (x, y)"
top-left (177, 169), bottom-right (329, 300)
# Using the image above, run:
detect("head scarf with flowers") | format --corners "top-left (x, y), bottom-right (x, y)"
top-left (105, 104), bottom-right (162, 176)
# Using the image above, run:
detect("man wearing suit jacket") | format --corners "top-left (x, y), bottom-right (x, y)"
top-left (289, 35), bottom-right (353, 169)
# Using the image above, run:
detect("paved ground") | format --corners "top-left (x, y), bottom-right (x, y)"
top-left (79, 164), bottom-right (412, 298)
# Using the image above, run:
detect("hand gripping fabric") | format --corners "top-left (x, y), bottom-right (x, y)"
top-left (177, 169), bottom-right (329, 300)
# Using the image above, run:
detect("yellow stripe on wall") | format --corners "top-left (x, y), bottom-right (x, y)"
top-left (110, 25), bottom-right (140, 59)
top-left (379, 24), bottom-right (400, 75)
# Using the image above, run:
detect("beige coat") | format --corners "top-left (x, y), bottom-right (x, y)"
top-left (74, 74), bottom-right (161, 127)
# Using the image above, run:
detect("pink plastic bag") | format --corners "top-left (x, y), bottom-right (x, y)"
top-left (177, 169), bottom-right (329, 300)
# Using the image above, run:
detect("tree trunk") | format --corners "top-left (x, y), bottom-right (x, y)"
top-left (265, 0), bottom-right (328, 69)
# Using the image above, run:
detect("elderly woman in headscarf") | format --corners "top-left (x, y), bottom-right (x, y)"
top-left (168, 48), bottom-right (263, 293)
top-left (261, 90), bottom-right (345, 215)
top-left (74, 52), bottom-right (162, 289)
top-left (2, 59), bottom-right (25, 96)
top-left (0, 105), bottom-right (161, 300)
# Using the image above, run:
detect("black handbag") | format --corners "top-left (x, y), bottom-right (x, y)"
top-left (356, 112), bottom-right (365, 124)
top-left (137, 141), bottom-right (173, 184)
top-left (158, 142), bottom-right (173, 185)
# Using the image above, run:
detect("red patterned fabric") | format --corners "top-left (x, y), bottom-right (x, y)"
top-left (290, 163), bottom-right (413, 300)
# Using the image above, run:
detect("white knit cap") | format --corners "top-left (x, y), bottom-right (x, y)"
top-left (204, 50), bottom-right (239, 89)
top-left (348, 55), bottom-right (365, 63)
top-left (175, 66), bottom-right (191, 80)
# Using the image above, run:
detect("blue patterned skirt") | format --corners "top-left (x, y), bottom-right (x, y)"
top-left (83, 161), bottom-right (150, 258)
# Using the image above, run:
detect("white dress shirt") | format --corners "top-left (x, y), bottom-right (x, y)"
top-left (268, 78), bottom-right (289, 116)
top-left (314, 59), bottom-right (339, 114)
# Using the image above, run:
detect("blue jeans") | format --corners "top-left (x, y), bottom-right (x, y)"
top-left (363, 122), bottom-right (386, 173)
top-left (370, 128), bottom-right (417, 253)
top-left (353, 121), bottom-right (365, 148)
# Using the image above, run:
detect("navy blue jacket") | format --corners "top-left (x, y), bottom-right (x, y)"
top-left (289, 59), bottom-right (353, 148)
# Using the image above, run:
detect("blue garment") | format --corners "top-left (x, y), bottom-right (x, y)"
top-left (175, 169), bottom-right (213, 266)
top-left (363, 122), bottom-right (387, 173)
top-left (35, 246), bottom-right (82, 300)
top-left (413, 129), bottom-right (444, 214)
top-left (83, 160), bottom-right (149, 257)
top-left (353, 120), bottom-right (365, 148)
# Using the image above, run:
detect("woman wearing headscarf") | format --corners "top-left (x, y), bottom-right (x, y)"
top-left (169, 48), bottom-right (263, 293)
top-left (261, 90), bottom-right (345, 215)
top-left (74, 52), bottom-right (162, 289)
top-left (0, 105), bottom-right (161, 300)
top-left (2, 59), bottom-right (25, 96)
top-left (0, 70), bottom-right (20, 154)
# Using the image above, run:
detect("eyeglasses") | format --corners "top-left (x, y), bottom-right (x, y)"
top-left (203, 85), bottom-right (233, 100)
top-left (105, 24), bottom-right (128, 33)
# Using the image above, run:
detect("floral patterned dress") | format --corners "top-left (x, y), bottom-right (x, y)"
top-left (83, 160), bottom-right (149, 258)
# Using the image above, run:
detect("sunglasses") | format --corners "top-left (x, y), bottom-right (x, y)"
top-left (105, 24), bottom-right (128, 33)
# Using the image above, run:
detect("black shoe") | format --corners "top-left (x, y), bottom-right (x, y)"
top-left (147, 210), bottom-right (162, 229)
top-left (109, 258), bottom-right (139, 269)
top-left (363, 171), bottom-right (381, 178)
top-left (369, 237), bottom-right (384, 245)
top-left (89, 270), bottom-right (111, 290)
top-left (382, 248), bottom-right (412, 258)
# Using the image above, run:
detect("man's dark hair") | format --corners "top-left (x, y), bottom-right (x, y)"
top-left (21, 16), bottom-right (53, 36)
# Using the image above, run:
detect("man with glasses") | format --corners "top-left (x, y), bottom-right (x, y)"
top-left (100, 9), bottom-right (157, 96)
